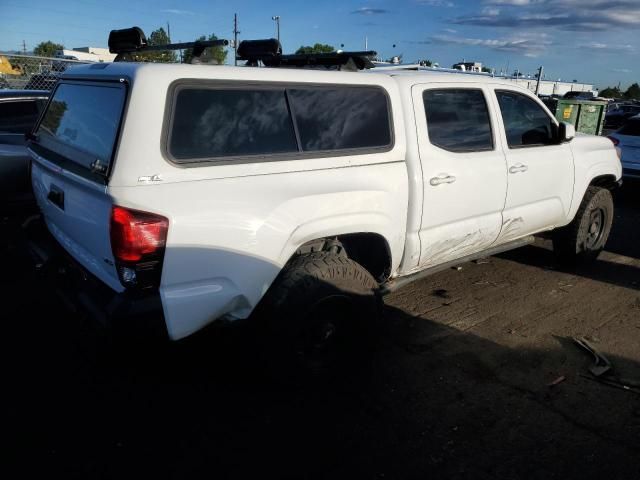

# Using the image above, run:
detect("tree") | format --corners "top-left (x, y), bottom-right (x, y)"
top-left (34, 41), bottom-right (64, 57)
top-left (598, 86), bottom-right (623, 99)
top-left (295, 43), bottom-right (335, 55)
top-left (419, 59), bottom-right (433, 67)
top-left (625, 83), bottom-right (640, 100)
top-left (183, 34), bottom-right (227, 65)
top-left (135, 27), bottom-right (176, 63)
top-left (481, 66), bottom-right (493, 74)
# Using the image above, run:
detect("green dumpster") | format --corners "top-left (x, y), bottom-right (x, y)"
top-left (542, 99), bottom-right (608, 136)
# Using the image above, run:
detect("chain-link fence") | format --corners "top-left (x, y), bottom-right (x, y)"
top-left (0, 54), bottom-right (90, 91)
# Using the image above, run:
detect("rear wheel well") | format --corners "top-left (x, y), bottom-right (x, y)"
top-left (590, 174), bottom-right (619, 190)
top-left (294, 233), bottom-right (392, 283)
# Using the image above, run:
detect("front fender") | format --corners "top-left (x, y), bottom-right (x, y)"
top-left (567, 134), bottom-right (621, 223)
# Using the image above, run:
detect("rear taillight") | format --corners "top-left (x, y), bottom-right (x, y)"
top-left (607, 135), bottom-right (620, 146)
top-left (110, 206), bottom-right (168, 290)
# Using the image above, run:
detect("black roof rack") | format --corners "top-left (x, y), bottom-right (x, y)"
top-left (107, 28), bottom-right (375, 70)
top-left (237, 39), bottom-right (377, 71)
top-left (109, 26), bottom-right (229, 62)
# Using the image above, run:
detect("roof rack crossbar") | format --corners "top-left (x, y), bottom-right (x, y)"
top-left (109, 26), bottom-right (229, 62)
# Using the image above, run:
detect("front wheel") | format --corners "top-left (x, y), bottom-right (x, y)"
top-left (552, 186), bottom-right (613, 265)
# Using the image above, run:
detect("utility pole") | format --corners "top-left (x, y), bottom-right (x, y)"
top-left (22, 40), bottom-right (26, 54)
top-left (234, 13), bottom-right (240, 66)
top-left (167, 22), bottom-right (171, 41)
top-left (272, 16), bottom-right (280, 43)
top-left (535, 65), bottom-right (544, 95)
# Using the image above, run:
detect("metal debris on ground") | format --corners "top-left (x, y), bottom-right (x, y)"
top-left (573, 337), bottom-right (611, 377)
top-left (573, 336), bottom-right (640, 395)
top-left (580, 375), bottom-right (640, 395)
top-left (547, 375), bottom-right (566, 387)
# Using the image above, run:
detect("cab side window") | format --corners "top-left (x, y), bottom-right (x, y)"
top-left (496, 90), bottom-right (556, 148)
top-left (423, 89), bottom-right (494, 153)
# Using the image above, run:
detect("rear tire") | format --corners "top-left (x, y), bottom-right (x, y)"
top-left (256, 252), bottom-right (380, 381)
top-left (552, 186), bottom-right (613, 265)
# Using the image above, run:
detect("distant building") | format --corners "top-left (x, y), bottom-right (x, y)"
top-left (511, 78), bottom-right (595, 97)
top-left (452, 61), bottom-right (482, 73)
top-left (55, 47), bottom-right (116, 63)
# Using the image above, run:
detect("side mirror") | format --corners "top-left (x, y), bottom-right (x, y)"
top-left (558, 122), bottom-right (575, 143)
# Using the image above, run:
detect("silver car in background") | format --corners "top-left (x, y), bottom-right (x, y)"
top-left (0, 90), bottom-right (48, 210)
top-left (609, 115), bottom-right (640, 179)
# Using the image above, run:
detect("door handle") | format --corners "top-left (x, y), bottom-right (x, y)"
top-left (430, 175), bottom-right (457, 186)
top-left (47, 185), bottom-right (65, 210)
top-left (509, 164), bottom-right (528, 174)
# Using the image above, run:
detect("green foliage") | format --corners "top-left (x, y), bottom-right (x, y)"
top-left (295, 44), bottom-right (335, 55)
top-left (135, 28), bottom-right (177, 63)
top-left (598, 86), bottom-right (623, 98)
top-left (598, 84), bottom-right (640, 99)
top-left (481, 66), bottom-right (493, 73)
top-left (625, 83), bottom-right (640, 99)
top-left (34, 41), bottom-right (64, 57)
top-left (183, 34), bottom-right (228, 65)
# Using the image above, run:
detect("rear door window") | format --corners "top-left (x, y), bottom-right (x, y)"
top-left (34, 82), bottom-right (126, 177)
top-left (496, 90), bottom-right (556, 147)
top-left (287, 87), bottom-right (391, 151)
top-left (422, 89), bottom-right (494, 152)
top-left (169, 88), bottom-right (298, 160)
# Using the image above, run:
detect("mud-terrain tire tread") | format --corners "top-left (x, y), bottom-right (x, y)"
top-left (256, 251), bottom-right (380, 380)
top-left (552, 186), bottom-right (613, 264)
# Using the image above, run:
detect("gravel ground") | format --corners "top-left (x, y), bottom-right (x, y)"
top-left (4, 184), bottom-right (640, 479)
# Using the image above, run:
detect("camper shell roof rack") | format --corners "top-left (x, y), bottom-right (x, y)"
top-left (108, 27), bottom-right (376, 70)
top-left (109, 27), bottom-right (229, 62)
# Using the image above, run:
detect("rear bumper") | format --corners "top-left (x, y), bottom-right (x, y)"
top-left (26, 218), bottom-right (168, 339)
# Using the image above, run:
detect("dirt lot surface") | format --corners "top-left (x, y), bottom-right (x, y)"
top-left (4, 185), bottom-right (640, 479)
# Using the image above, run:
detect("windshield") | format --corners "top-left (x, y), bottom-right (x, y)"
top-left (34, 82), bottom-right (126, 176)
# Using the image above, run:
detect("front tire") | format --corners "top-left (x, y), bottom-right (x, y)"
top-left (552, 186), bottom-right (613, 264)
top-left (256, 252), bottom-right (380, 380)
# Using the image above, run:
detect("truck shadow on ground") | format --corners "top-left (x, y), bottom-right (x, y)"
top-left (4, 256), bottom-right (640, 480)
top-left (3, 196), bottom-right (640, 479)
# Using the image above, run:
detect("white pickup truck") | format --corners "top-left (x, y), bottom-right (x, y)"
top-left (28, 57), bottom-right (621, 366)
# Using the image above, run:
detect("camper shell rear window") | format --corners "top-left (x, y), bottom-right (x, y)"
top-left (32, 81), bottom-right (126, 182)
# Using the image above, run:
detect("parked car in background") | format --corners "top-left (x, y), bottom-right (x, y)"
top-left (0, 89), bottom-right (48, 209)
top-left (608, 115), bottom-right (640, 178)
top-left (605, 104), bottom-right (640, 129)
top-left (563, 91), bottom-right (594, 100)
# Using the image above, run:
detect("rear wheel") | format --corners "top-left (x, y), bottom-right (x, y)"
top-left (256, 252), bottom-right (380, 380)
top-left (552, 186), bottom-right (613, 265)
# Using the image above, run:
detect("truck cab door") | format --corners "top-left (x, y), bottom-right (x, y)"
top-left (491, 89), bottom-right (574, 241)
top-left (413, 84), bottom-right (508, 268)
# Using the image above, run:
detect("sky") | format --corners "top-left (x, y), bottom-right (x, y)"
top-left (1, 0), bottom-right (639, 89)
